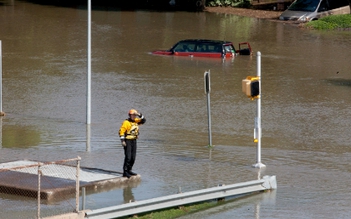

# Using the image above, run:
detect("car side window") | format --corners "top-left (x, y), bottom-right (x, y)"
top-left (173, 42), bottom-right (196, 52)
top-left (214, 44), bottom-right (222, 53)
top-left (196, 44), bottom-right (207, 52)
top-left (186, 43), bottom-right (196, 52)
top-left (224, 45), bottom-right (235, 53)
top-left (205, 44), bottom-right (221, 53)
top-left (173, 43), bottom-right (186, 52)
top-left (318, 0), bottom-right (328, 12)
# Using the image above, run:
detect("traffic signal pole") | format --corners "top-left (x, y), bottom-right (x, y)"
top-left (241, 52), bottom-right (266, 168)
top-left (253, 51), bottom-right (265, 169)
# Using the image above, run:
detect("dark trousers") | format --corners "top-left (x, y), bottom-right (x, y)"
top-left (123, 139), bottom-right (137, 172)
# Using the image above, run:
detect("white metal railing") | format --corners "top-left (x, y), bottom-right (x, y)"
top-left (85, 175), bottom-right (277, 219)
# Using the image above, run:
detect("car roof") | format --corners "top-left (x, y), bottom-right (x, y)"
top-left (177, 39), bottom-right (232, 44)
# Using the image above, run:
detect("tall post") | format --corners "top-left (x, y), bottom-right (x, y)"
top-left (87, 0), bottom-right (91, 125)
top-left (253, 52), bottom-right (265, 169)
top-left (37, 164), bottom-right (41, 219)
top-left (204, 71), bottom-right (212, 147)
top-left (0, 41), bottom-right (3, 148)
top-left (0, 40), bottom-right (3, 115)
top-left (81, 187), bottom-right (86, 211)
top-left (76, 156), bottom-right (81, 213)
top-left (86, 124), bottom-right (91, 152)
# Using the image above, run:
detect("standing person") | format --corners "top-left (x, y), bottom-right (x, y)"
top-left (119, 109), bottom-right (146, 178)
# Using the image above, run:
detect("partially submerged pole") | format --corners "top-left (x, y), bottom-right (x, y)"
top-left (204, 70), bottom-right (212, 147)
top-left (86, 0), bottom-right (91, 125)
top-left (0, 40), bottom-right (5, 116)
top-left (253, 51), bottom-right (265, 169)
top-left (241, 52), bottom-right (266, 168)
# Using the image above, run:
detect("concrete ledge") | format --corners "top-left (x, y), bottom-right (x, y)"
top-left (0, 160), bottom-right (140, 201)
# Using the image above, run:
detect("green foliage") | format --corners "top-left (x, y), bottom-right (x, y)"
top-left (305, 20), bottom-right (339, 30)
top-left (118, 201), bottom-right (217, 219)
top-left (305, 14), bottom-right (351, 30)
top-left (206, 0), bottom-right (251, 8)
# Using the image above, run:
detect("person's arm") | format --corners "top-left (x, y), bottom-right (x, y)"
top-left (119, 120), bottom-right (128, 146)
top-left (136, 113), bottom-right (146, 125)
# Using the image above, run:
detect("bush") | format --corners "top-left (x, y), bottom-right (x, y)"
top-left (305, 14), bottom-right (351, 30)
top-left (207, 0), bottom-right (251, 8)
top-left (305, 20), bottom-right (339, 30)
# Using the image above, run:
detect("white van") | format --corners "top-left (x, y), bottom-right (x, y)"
top-left (279, 0), bottom-right (350, 22)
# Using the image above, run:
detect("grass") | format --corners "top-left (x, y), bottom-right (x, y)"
top-left (304, 14), bottom-right (351, 30)
top-left (118, 201), bottom-right (220, 219)
top-left (116, 191), bottom-right (265, 219)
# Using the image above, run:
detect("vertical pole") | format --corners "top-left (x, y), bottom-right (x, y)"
top-left (204, 71), bottom-right (212, 147)
top-left (253, 51), bottom-right (265, 169)
top-left (0, 41), bottom-right (2, 148)
top-left (0, 40), bottom-right (3, 114)
top-left (81, 187), bottom-right (86, 211)
top-left (37, 164), bottom-right (41, 219)
top-left (87, 0), bottom-right (91, 125)
top-left (76, 157), bottom-right (81, 213)
top-left (0, 116), bottom-right (2, 149)
top-left (255, 203), bottom-right (261, 219)
top-left (207, 92), bottom-right (212, 147)
top-left (86, 124), bottom-right (91, 152)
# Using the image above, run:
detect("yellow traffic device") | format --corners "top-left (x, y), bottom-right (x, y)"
top-left (242, 76), bottom-right (260, 99)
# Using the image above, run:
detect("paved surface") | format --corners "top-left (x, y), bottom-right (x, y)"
top-left (0, 160), bottom-right (140, 200)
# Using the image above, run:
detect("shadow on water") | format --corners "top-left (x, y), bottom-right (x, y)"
top-left (21, 0), bottom-right (206, 11)
top-left (324, 78), bottom-right (351, 88)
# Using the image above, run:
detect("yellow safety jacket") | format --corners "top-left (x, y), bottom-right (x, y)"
top-left (119, 118), bottom-right (144, 140)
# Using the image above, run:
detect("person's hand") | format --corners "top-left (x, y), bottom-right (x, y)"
top-left (121, 141), bottom-right (126, 147)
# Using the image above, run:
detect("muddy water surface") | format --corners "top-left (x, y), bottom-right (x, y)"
top-left (1, 1), bottom-right (351, 218)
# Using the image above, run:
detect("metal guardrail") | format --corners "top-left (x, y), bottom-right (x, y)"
top-left (85, 175), bottom-right (277, 219)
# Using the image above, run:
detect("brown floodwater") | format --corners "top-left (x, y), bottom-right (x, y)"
top-left (1, 1), bottom-right (351, 218)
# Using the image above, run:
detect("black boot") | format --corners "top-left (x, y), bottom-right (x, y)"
top-left (128, 170), bottom-right (137, 176)
top-left (123, 171), bottom-right (131, 178)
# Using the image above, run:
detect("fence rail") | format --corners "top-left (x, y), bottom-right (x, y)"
top-left (0, 157), bottom-right (81, 219)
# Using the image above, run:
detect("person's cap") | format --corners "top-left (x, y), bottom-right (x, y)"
top-left (129, 109), bottom-right (138, 115)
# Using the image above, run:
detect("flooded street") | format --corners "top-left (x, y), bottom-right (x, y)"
top-left (1, 1), bottom-right (351, 218)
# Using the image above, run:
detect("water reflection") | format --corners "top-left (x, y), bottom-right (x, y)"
top-left (120, 180), bottom-right (141, 204)
top-left (0, 0), bottom-right (14, 6)
top-left (123, 186), bottom-right (135, 204)
top-left (178, 189), bottom-right (277, 219)
top-left (86, 124), bottom-right (91, 152)
top-left (0, 117), bottom-right (2, 148)
top-left (324, 78), bottom-right (351, 88)
top-left (2, 125), bottom-right (41, 148)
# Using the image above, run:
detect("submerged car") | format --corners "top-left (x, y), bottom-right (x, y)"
top-left (151, 39), bottom-right (252, 58)
top-left (279, 0), bottom-right (350, 22)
